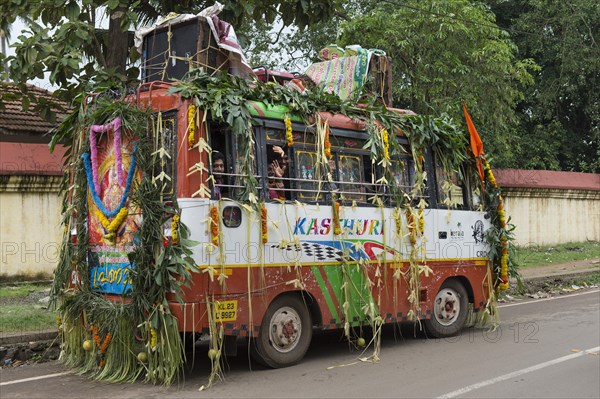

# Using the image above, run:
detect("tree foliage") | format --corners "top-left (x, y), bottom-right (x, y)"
top-left (239, 2), bottom-right (363, 71)
top-left (248, 0), bottom-right (599, 173)
top-left (490, 0), bottom-right (599, 172)
top-left (337, 0), bottom-right (536, 165)
top-left (0, 0), bottom-right (342, 108)
top-left (242, 18), bottom-right (340, 73)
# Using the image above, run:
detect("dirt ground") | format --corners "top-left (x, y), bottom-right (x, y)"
top-left (507, 257), bottom-right (599, 296)
top-left (518, 257), bottom-right (600, 278)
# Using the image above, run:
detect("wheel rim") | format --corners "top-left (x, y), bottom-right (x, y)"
top-left (268, 306), bottom-right (302, 353)
top-left (433, 288), bottom-right (461, 326)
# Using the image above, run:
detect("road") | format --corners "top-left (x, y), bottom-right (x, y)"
top-left (1, 289), bottom-right (599, 398)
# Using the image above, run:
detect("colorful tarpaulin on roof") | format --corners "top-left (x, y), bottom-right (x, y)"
top-left (305, 45), bottom-right (385, 101)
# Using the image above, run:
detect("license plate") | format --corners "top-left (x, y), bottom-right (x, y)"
top-left (214, 300), bottom-right (237, 322)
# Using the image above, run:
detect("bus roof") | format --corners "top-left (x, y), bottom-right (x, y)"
top-left (247, 100), bottom-right (415, 133)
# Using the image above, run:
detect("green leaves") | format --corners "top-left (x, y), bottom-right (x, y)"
top-left (65, 1), bottom-right (80, 20)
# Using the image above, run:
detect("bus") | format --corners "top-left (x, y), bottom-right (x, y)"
top-left (89, 77), bottom-right (491, 369)
top-left (57, 73), bottom-right (498, 386)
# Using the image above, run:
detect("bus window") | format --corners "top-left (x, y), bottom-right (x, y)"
top-left (389, 158), bottom-right (414, 190)
top-left (265, 128), bottom-right (283, 141)
top-left (209, 125), bottom-right (236, 199)
top-left (435, 161), bottom-right (465, 208)
top-left (337, 154), bottom-right (366, 202)
top-left (211, 151), bottom-right (228, 199)
top-left (375, 142), bottom-right (414, 205)
top-left (294, 149), bottom-right (323, 201)
top-left (230, 132), bottom-right (258, 201)
top-left (462, 163), bottom-right (483, 210)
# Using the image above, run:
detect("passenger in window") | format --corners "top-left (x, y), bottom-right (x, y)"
top-left (267, 163), bottom-right (286, 200)
top-left (212, 151), bottom-right (227, 199)
top-left (270, 145), bottom-right (289, 179)
top-left (267, 145), bottom-right (289, 200)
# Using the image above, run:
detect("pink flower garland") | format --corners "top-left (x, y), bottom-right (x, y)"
top-left (89, 118), bottom-right (125, 194)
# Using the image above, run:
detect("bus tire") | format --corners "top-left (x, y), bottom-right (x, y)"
top-left (251, 294), bottom-right (312, 368)
top-left (425, 279), bottom-right (468, 338)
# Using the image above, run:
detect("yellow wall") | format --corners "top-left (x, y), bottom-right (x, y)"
top-left (0, 176), bottom-right (62, 278)
top-left (502, 188), bottom-right (600, 246)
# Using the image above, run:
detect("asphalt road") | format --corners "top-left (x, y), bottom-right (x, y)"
top-left (1, 289), bottom-right (599, 399)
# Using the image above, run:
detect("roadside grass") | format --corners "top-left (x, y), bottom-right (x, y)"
top-left (0, 284), bottom-right (49, 299)
top-left (515, 241), bottom-right (600, 269)
top-left (0, 305), bottom-right (57, 333)
top-left (572, 272), bottom-right (600, 286)
top-left (0, 284), bottom-right (57, 333)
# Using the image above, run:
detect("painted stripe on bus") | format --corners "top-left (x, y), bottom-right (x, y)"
top-left (196, 258), bottom-right (489, 270)
top-left (311, 266), bottom-right (341, 321)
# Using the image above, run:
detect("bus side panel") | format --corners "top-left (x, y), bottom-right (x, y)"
top-left (175, 101), bottom-right (206, 199)
top-left (167, 197), bottom-right (210, 332)
top-left (171, 202), bottom-right (493, 335)
top-left (138, 88), bottom-right (207, 199)
top-left (170, 300), bottom-right (209, 333)
top-left (197, 263), bottom-right (338, 335)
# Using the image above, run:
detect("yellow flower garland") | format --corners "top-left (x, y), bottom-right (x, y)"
top-left (210, 206), bottom-right (220, 247)
top-left (324, 123), bottom-right (332, 158)
top-left (95, 207), bottom-right (129, 242)
top-left (418, 208), bottom-right (425, 234)
top-left (405, 208), bottom-right (417, 245)
top-left (171, 215), bottom-right (180, 244)
top-left (284, 116), bottom-right (293, 147)
top-left (150, 328), bottom-right (157, 351)
top-left (333, 201), bottom-right (341, 235)
top-left (260, 205), bottom-right (268, 244)
top-left (187, 104), bottom-right (196, 148)
top-left (381, 128), bottom-right (390, 160)
top-left (484, 160), bottom-right (509, 290)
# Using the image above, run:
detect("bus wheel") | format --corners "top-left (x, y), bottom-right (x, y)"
top-left (425, 279), bottom-right (468, 338)
top-left (252, 295), bottom-right (312, 368)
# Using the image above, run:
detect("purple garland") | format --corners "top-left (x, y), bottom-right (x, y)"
top-left (89, 118), bottom-right (125, 194)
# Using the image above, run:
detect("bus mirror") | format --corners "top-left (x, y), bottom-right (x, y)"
top-left (222, 206), bottom-right (242, 228)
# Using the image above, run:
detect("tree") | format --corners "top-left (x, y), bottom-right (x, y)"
top-left (0, 0), bottom-right (342, 109)
top-left (489, 0), bottom-right (599, 172)
top-left (337, 0), bottom-right (536, 164)
top-left (242, 18), bottom-right (341, 73)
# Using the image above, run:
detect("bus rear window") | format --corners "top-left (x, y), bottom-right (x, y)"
top-left (435, 162), bottom-right (465, 208)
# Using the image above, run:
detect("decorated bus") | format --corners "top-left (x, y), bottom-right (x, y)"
top-left (50, 12), bottom-right (513, 389)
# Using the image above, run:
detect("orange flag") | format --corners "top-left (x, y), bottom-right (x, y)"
top-left (463, 103), bottom-right (485, 181)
